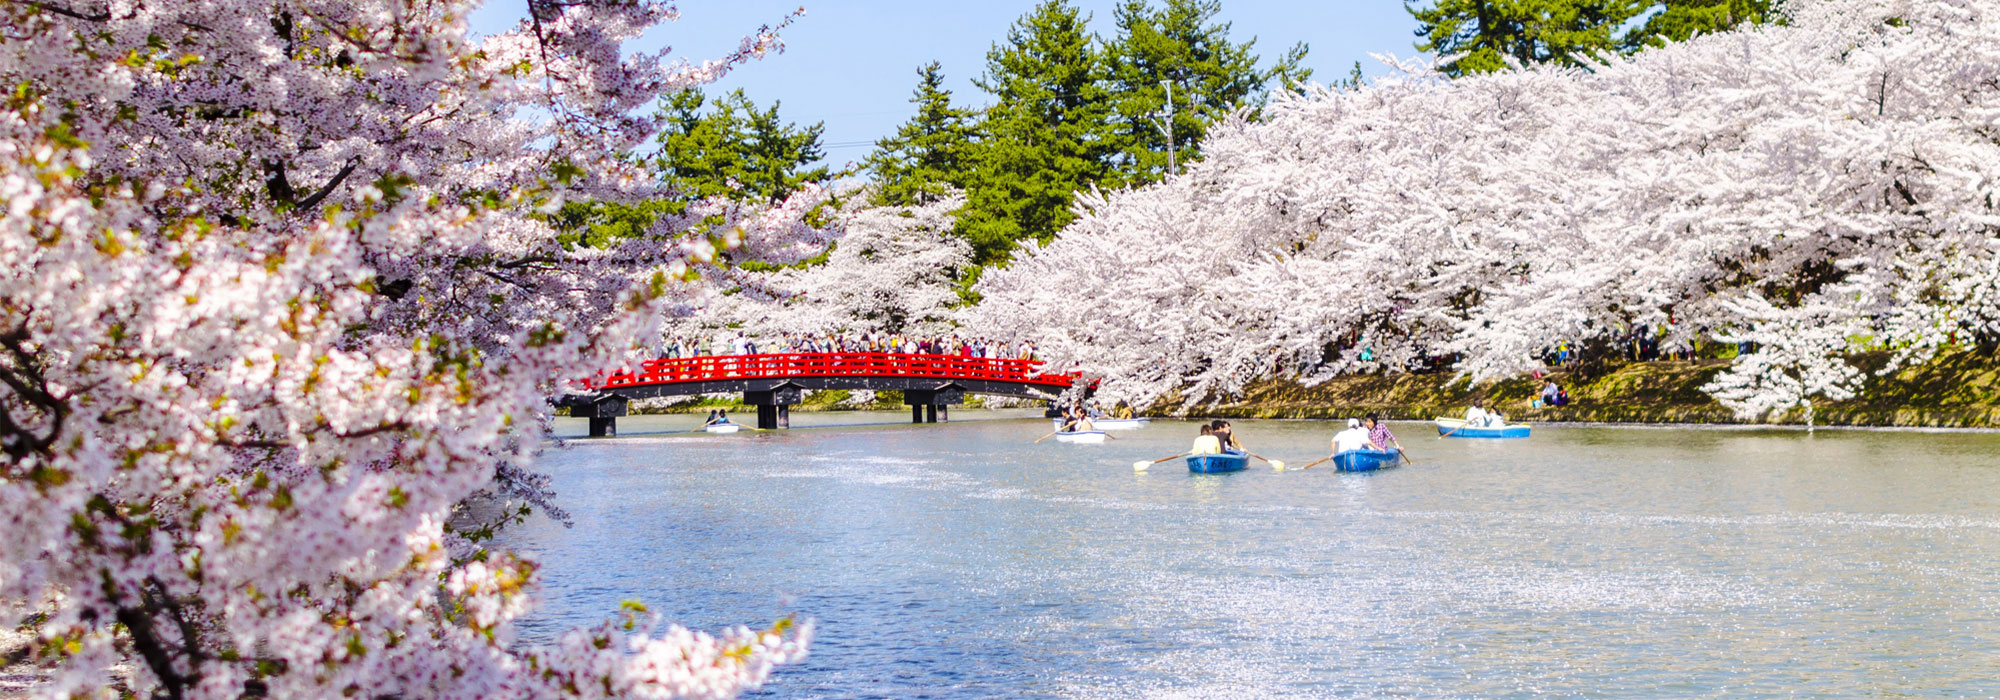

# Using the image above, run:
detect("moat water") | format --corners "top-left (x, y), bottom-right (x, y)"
top-left (501, 411), bottom-right (2000, 698)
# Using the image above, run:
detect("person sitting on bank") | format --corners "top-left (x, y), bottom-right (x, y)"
top-left (1332, 418), bottom-right (1373, 455)
top-left (1191, 424), bottom-right (1222, 455)
top-left (1210, 419), bottom-right (1244, 455)
top-left (1538, 380), bottom-right (1561, 409)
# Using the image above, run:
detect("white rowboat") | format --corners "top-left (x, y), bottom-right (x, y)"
top-left (1053, 431), bottom-right (1108, 444)
top-left (1091, 418), bottom-right (1150, 430)
top-left (1050, 417), bottom-right (1149, 431)
top-left (705, 423), bottom-right (742, 434)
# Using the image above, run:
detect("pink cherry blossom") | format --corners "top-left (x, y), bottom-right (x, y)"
top-left (0, 2), bottom-right (822, 698)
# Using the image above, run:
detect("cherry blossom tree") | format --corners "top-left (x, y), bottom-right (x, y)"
top-left (0, 1), bottom-right (829, 698)
top-left (971, 0), bottom-right (2000, 420)
top-left (664, 187), bottom-right (971, 342)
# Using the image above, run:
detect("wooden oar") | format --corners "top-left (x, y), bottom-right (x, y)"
top-left (1128, 454), bottom-right (1184, 470)
top-left (1297, 455), bottom-right (1334, 471)
top-left (1438, 419), bottom-right (1466, 439)
top-left (1033, 429), bottom-right (1059, 443)
top-left (1393, 439), bottom-right (1415, 465)
top-left (1244, 450), bottom-right (1286, 471)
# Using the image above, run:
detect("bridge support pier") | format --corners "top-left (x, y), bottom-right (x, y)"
top-left (755, 404), bottom-right (792, 430)
top-left (905, 385), bottom-right (965, 426)
top-left (564, 394), bottom-right (628, 438)
top-left (746, 382), bottom-right (803, 430)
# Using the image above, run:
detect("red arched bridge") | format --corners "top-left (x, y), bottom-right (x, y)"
top-left (559, 352), bottom-right (1078, 435)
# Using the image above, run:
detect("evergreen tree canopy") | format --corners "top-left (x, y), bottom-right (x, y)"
top-left (551, 89), bottom-right (829, 248)
top-left (866, 62), bottom-right (979, 207)
top-left (653, 88), bottom-right (829, 203)
top-left (958, 0), bottom-right (1114, 269)
top-left (1408, 0), bottom-right (1647, 76)
top-left (1628, 0), bottom-right (1773, 48)
top-left (1101, 0), bottom-right (1308, 186)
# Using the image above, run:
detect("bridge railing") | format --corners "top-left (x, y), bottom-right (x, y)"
top-left (585, 352), bottom-right (1077, 390)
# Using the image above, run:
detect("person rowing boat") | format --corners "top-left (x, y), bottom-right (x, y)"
top-left (1365, 413), bottom-right (1400, 452)
top-left (1210, 419), bottom-right (1244, 456)
top-left (1060, 406), bottom-right (1094, 433)
top-left (1331, 418), bottom-right (1372, 455)
top-left (1191, 424), bottom-right (1222, 455)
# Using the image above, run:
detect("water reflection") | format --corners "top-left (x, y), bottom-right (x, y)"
top-left (503, 412), bottom-right (2000, 698)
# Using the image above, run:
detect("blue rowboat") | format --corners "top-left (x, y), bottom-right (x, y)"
top-left (1434, 418), bottom-right (1531, 438)
top-left (1333, 449), bottom-right (1401, 471)
top-left (1186, 454), bottom-right (1248, 473)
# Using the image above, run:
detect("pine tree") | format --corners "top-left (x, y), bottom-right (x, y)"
top-left (1100, 0), bottom-right (1308, 186)
top-left (652, 89), bottom-right (828, 204)
top-left (866, 62), bottom-right (979, 207)
top-left (553, 89), bottom-right (828, 248)
top-left (957, 0), bottom-right (1115, 270)
top-left (1408, 0), bottom-right (1647, 76)
top-left (1627, 0), bottom-right (1772, 49)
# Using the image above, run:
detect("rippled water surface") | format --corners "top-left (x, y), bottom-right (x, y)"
top-left (505, 412), bottom-right (2000, 698)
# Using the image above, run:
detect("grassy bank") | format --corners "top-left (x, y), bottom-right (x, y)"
top-left (1152, 350), bottom-right (2000, 429)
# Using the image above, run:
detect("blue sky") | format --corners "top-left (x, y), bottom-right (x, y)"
top-left (469, 2), bottom-right (1423, 168)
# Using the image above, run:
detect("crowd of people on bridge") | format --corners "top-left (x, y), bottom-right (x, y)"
top-left (663, 332), bottom-right (1038, 362)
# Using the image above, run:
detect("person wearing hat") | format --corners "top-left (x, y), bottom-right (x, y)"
top-left (1332, 418), bottom-right (1373, 456)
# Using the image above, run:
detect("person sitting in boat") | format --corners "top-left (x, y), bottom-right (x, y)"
top-left (702, 410), bottom-right (720, 427)
top-left (1191, 425), bottom-right (1223, 455)
top-left (1061, 407), bottom-right (1093, 432)
top-left (1114, 402), bottom-right (1134, 420)
top-left (1365, 413), bottom-right (1398, 452)
top-left (714, 410), bottom-right (732, 425)
top-left (1465, 399), bottom-right (1504, 427)
top-left (1210, 420), bottom-right (1244, 456)
top-left (1332, 418), bottom-right (1373, 455)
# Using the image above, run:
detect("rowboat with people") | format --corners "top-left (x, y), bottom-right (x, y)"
top-left (1186, 453), bottom-right (1248, 473)
top-left (1332, 448), bottom-right (1401, 471)
top-left (1053, 430), bottom-right (1109, 444)
top-left (705, 423), bottom-right (742, 434)
top-left (1433, 418), bottom-right (1530, 438)
top-left (1050, 417), bottom-right (1150, 431)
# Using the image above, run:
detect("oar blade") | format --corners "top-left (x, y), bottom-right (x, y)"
top-left (1271, 460), bottom-right (1285, 471)
top-left (1132, 461), bottom-right (1150, 471)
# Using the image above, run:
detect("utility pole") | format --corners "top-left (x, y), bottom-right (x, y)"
top-left (1151, 79), bottom-right (1176, 177)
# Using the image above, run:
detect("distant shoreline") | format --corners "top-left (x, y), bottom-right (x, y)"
top-left (578, 353), bottom-right (2000, 431)
top-left (1140, 352), bottom-right (2000, 431)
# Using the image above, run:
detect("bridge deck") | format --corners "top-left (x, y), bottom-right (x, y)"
top-left (570, 352), bottom-right (1077, 436)
top-left (588, 352), bottom-right (1075, 393)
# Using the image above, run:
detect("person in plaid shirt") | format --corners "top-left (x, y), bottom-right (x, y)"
top-left (1365, 413), bottom-right (1399, 452)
